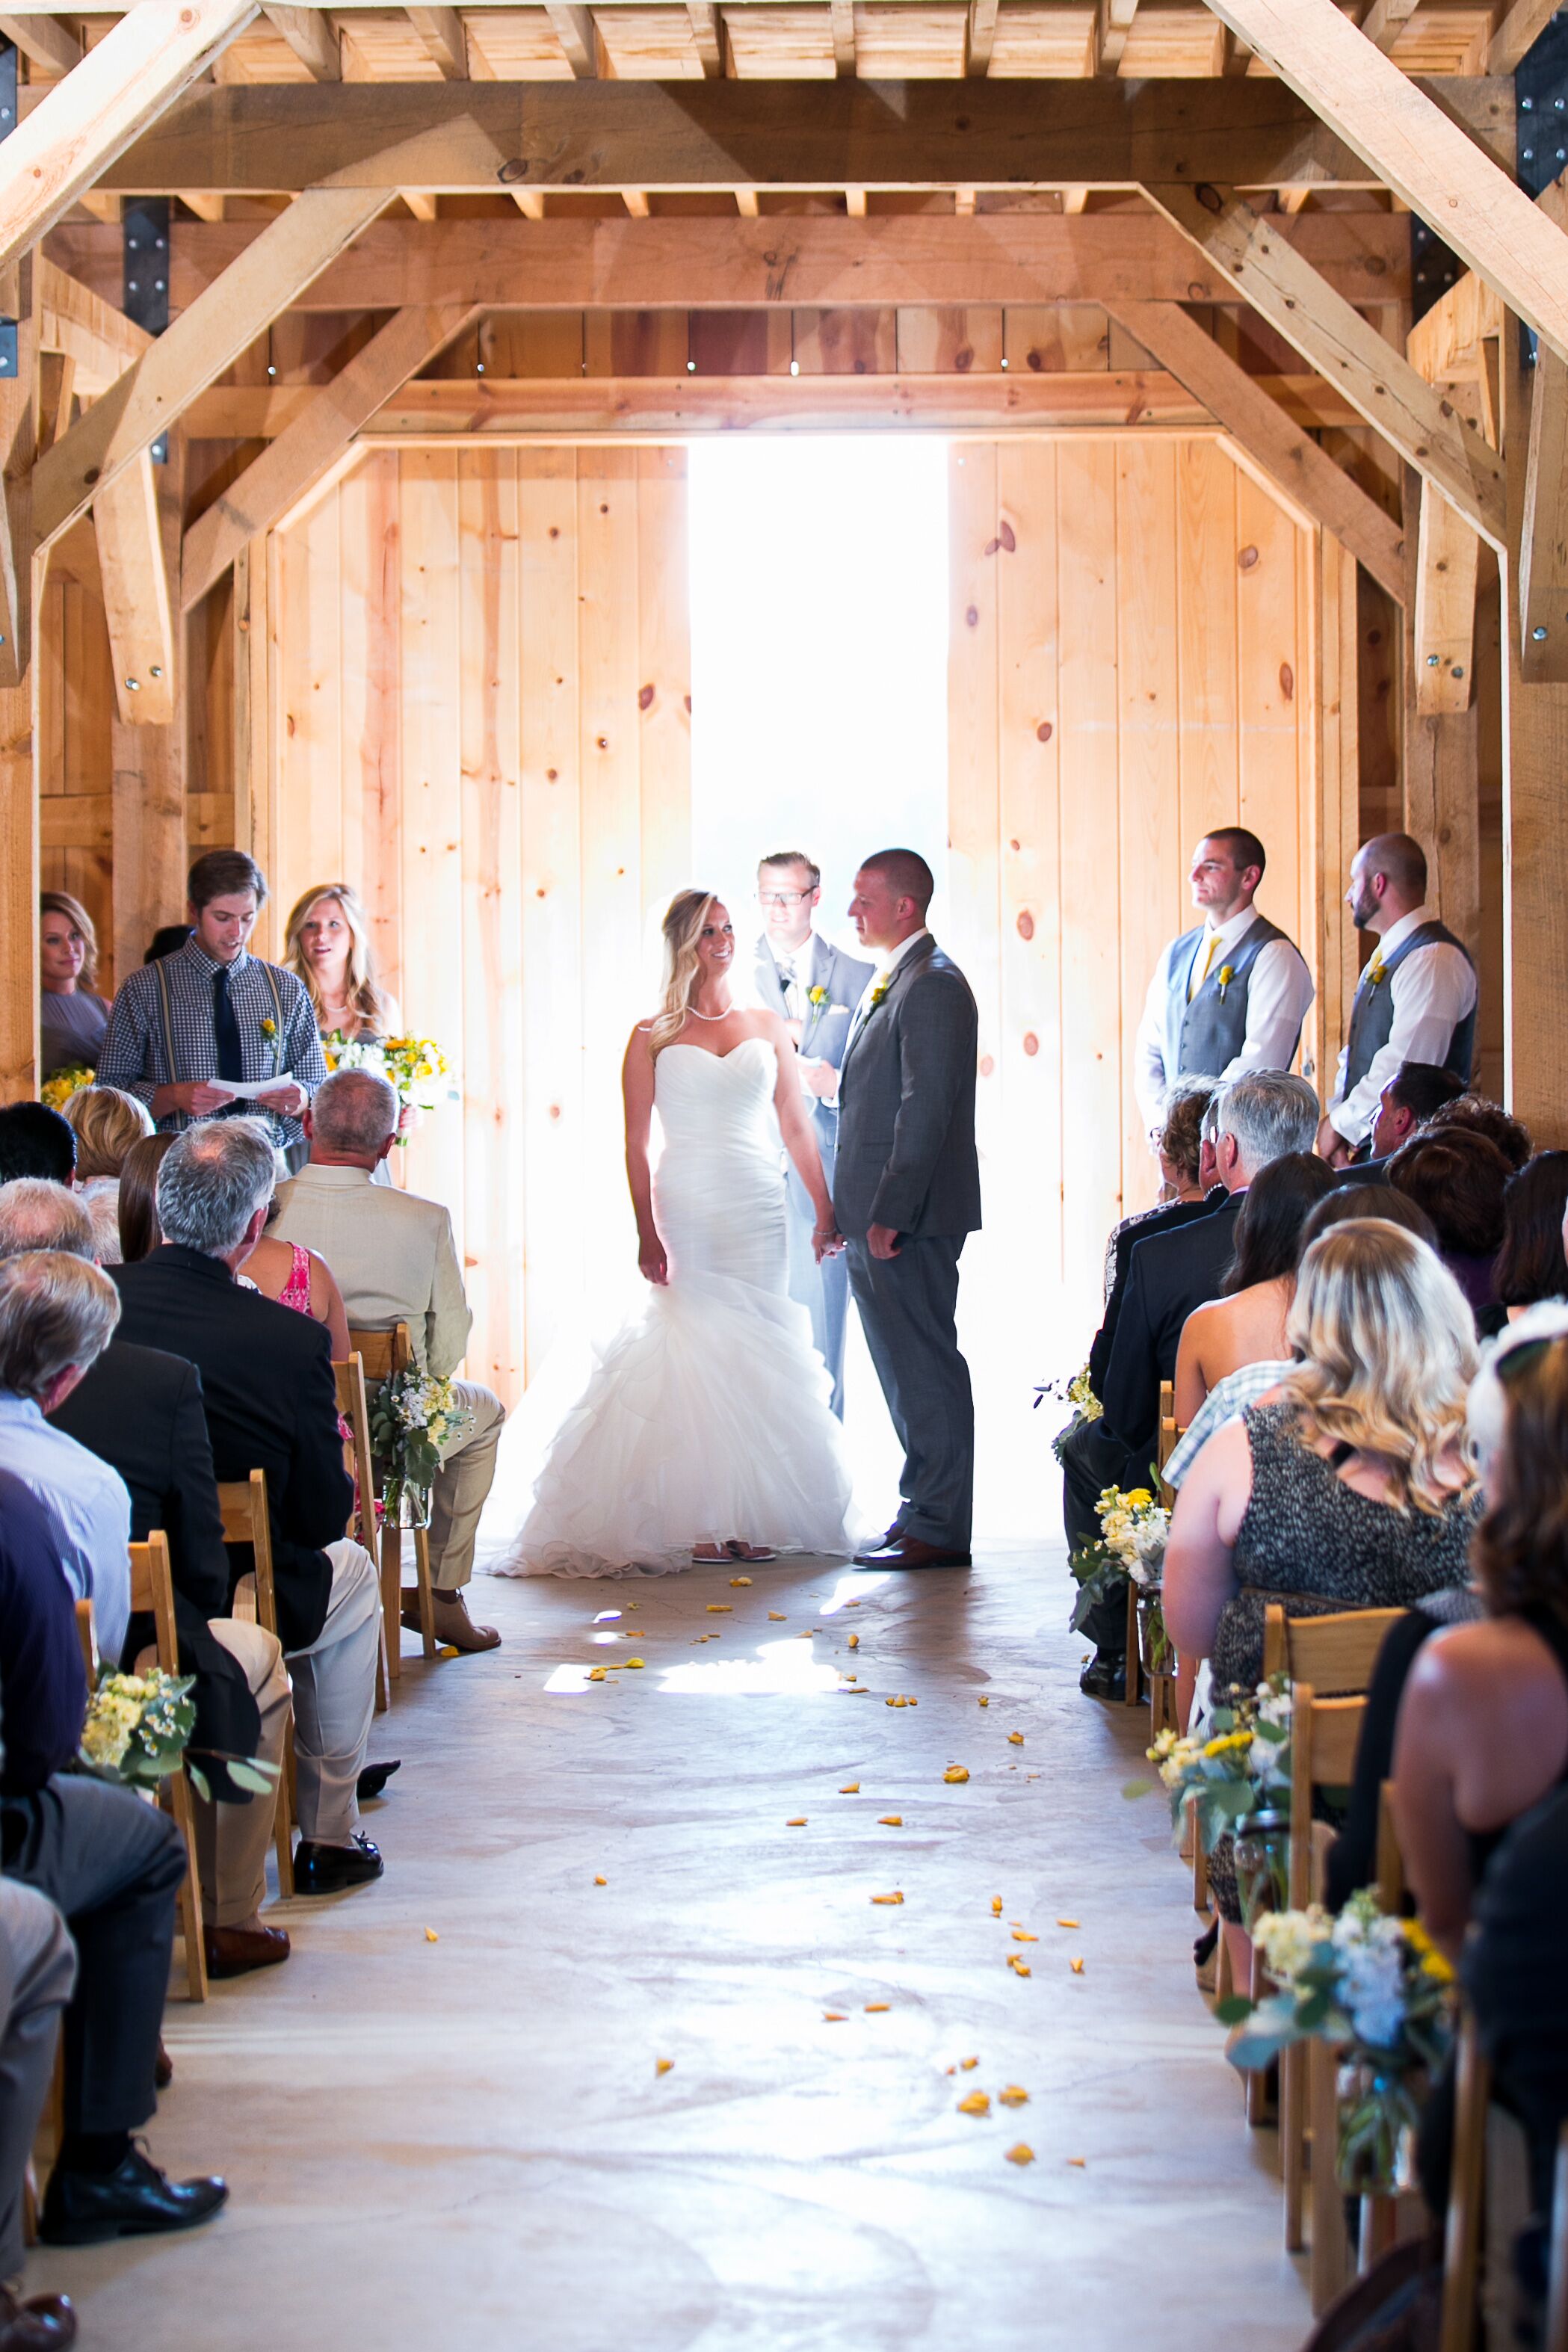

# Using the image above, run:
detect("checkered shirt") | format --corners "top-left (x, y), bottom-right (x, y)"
top-left (98, 937), bottom-right (327, 1149)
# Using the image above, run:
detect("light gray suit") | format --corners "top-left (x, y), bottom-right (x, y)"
top-left (833, 933), bottom-right (981, 1553)
top-left (754, 930), bottom-right (874, 1418)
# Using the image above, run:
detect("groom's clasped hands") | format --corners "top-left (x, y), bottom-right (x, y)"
top-left (812, 1221), bottom-right (846, 1265)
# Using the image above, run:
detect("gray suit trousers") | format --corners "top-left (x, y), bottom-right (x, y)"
top-left (0, 1877), bottom-right (75, 2274)
top-left (846, 1234), bottom-right (972, 1551)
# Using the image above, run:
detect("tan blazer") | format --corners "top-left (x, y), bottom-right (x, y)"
top-left (271, 1162), bottom-right (472, 1378)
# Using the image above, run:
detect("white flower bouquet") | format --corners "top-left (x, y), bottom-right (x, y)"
top-left (368, 1365), bottom-right (472, 1524)
top-left (323, 1031), bottom-right (458, 1140)
top-left (1069, 1481), bottom-right (1172, 1661)
top-left (1037, 1361), bottom-right (1104, 1467)
top-left (1145, 1676), bottom-right (1292, 1853)
top-left (80, 1667), bottom-right (196, 1789)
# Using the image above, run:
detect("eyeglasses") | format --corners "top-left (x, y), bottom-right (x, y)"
top-left (757, 889), bottom-right (812, 907)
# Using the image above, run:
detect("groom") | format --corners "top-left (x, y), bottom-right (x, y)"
top-left (753, 851), bottom-right (874, 1418)
top-left (833, 850), bottom-right (980, 1569)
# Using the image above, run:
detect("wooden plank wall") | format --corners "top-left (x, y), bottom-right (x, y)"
top-left (37, 562), bottom-right (118, 990)
top-left (265, 445), bottom-right (692, 1404)
top-left (946, 436), bottom-right (1328, 1353)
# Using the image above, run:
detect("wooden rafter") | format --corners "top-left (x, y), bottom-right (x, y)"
top-left (0, 0), bottom-right (258, 277)
top-left (966, 0), bottom-right (998, 73)
top-left (0, 255), bottom-right (36, 687)
top-left (546, 3), bottom-right (596, 75)
top-left (32, 186), bottom-right (392, 549)
top-left (94, 448), bottom-right (175, 723)
top-left (405, 5), bottom-right (469, 78)
top-left (686, 2), bottom-right (722, 75)
top-left (1519, 350), bottom-right (1568, 682)
top-left (1106, 297), bottom-right (1405, 599)
top-left (259, 1), bottom-right (339, 75)
top-left (1488, 0), bottom-right (1561, 77)
top-left (1143, 181), bottom-right (1505, 549)
top-left (1413, 481), bottom-right (1478, 710)
top-left (1198, 0), bottom-right (1568, 367)
top-left (46, 212), bottom-right (1410, 315)
top-left (0, 12), bottom-right (81, 75)
top-left (830, 0), bottom-right (855, 72)
top-left (92, 76), bottom-right (1508, 198)
top-left (181, 298), bottom-right (475, 608)
top-left (36, 256), bottom-right (151, 396)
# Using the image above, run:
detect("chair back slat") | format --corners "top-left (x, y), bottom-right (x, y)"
top-left (1263, 1604), bottom-right (1403, 1696)
top-left (215, 1468), bottom-right (280, 1641)
top-left (128, 1531), bottom-right (180, 1675)
top-left (333, 1352), bottom-right (378, 1546)
top-left (348, 1322), bottom-right (413, 1386)
top-left (1288, 1683), bottom-right (1368, 1909)
top-left (1156, 1378), bottom-right (1178, 1472)
top-left (74, 1596), bottom-right (97, 1683)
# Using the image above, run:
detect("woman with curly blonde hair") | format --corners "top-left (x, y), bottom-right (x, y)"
top-left (494, 888), bottom-right (863, 1577)
top-left (61, 1083), bottom-right (155, 1263)
top-left (281, 882), bottom-right (398, 1045)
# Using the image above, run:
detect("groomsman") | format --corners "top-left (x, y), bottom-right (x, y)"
top-left (1319, 833), bottom-right (1478, 1164)
top-left (754, 851), bottom-right (873, 1419)
top-left (1133, 829), bottom-right (1314, 1128)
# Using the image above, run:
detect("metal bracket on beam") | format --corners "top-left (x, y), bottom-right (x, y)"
top-left (1517, 11), bottom-right (1568, 366)
top-left (0, 42), bottom-right (16, 376)
top-left (125, 196), bottom-right (171, 458)
top-left (1411, 218), bottom-right (1462, 328)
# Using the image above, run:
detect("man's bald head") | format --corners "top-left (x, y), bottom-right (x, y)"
top-left (1350, 833), bottom-right (1428, 930)
top-left (309, 1069), bottom-right (399, 1160)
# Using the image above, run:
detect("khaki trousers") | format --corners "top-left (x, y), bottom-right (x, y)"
top-left (429, 1381), bottom-right (506, 1592)
top-left (188, 1620), bottom-right (291, 1930)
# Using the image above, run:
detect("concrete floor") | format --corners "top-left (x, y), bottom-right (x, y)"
top-left (30, 1544), bottom-right (1312, 2351)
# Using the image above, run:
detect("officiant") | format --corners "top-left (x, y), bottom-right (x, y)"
top-left (97, 849), bottom-right (326, 1160)
top-left (754, 852), bottom-right (874, 1417)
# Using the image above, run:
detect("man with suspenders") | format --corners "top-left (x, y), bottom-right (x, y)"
top-left (1318, 833), bottom-right (1478, 1165)
top-left (99, 851), bottom-right (326, 1158)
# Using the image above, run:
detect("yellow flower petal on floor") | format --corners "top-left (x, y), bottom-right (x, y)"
top-left (957, 2090), bottom-right (990, 2116)
top-left (822, 2010), bottom-right (848, 2021)
top-left (706, 1605), bottom-right (732, 1614)
top-left (425, 1928), bottom-right (439, 1942)
top-left (587, 1667), bottom-right (607, 1682)
top-left (998, 2086), bottom-right (1028, 2107)
top-left (1007, 1733), bottom-right (1025, 1746)
top-left (1070, 1958), bottom-right (1085, 1974)
top-left (870, 1892), bottom-right (904, 1905)
top-left (847, 1633), bottom-right (859, 1649)
top-left (438, 1645), bottom-right (461, 1658)
top-left (960, 2057), bottom-right (978, 2070)
top-left (978, 1696), bottom-right (989, 1707)
top-left (1010, 1930), bottom-right (1038, 1943)
top-left (768, 1611), bottom-right (787, 1621)
top-left (729, 1577), bottom-right (752, 1587)
top-left (1067, 2156), bottom-right (1086, 2167)
top-left (865, 2003), bottom-right (889, 2013)
top-left (1056, 1918), bottom-right (1079, 1928)
top-left (839, 1783), bottom-right (859, 1794)
top-left (593, 1875), bottom-right (607, 1886)
top-left (1005, 2143), bottom-right (1035, 2166)
top-left (655, 2059), bottom-right (673, 2077)
top-left (624, 1658), bottom-right (645, 1669)
top-left (991, 1897), bottom-right (1003, 1915)
top-left (943, 1765), bottom-right (969, 1783)
top-left (877, 1815), bottom-right (903, 1827)
top-left (786, 1818), bottom-right (807, 1827)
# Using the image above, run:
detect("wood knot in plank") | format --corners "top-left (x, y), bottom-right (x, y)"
top-left (979, 1054), bottom-right (995, 1078)
top-left (1036, 720), bottom-right (1052, 743)
top-left (1237, 545), bottom-right (1259, 571)
top-left (1022, 1033), bottom-right (1039, 1057)
top-left (638, 684), bottom-right (655, 710)
top-left (1279, 663), bottom-right (1294, 701)
top-left (1016, 910), bottom-right (1034, 942)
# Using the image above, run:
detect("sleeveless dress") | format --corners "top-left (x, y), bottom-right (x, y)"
top-left (493, 1035), bottom-right (861, 1576)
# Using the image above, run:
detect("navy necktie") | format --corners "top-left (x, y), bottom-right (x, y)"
top-left (212, 963), bottom-right (244, 1084)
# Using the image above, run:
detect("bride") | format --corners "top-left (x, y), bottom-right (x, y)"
top-left (493, 889), bottom-right (863, 1575)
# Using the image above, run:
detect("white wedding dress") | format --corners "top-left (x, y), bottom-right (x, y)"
top-left (491, 1036), bottom-right (862, 1576)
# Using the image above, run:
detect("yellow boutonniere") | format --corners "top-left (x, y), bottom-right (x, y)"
top-left (259, 1014), bottom-right (283, 1075)
top-left (1214, 964), bottom-right (1236, 1000)
top-left (806, 984), bottom-right (829, 1010)
top-left (868, 978), bottom-right (892, 1013)
top-left (1364, 958), bottom-right (1386, 990)
top-left (259, 1018), bottom-right (277, 1037)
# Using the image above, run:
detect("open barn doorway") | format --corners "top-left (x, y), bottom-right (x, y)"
top-left (688, 435), bottom-right (951, 1521)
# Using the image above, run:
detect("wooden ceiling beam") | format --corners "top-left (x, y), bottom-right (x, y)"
top-left (1519, 349), bottom-right (1568, 681)
top-left (686, 2), bottom-right (722, 75)
top-left (0, 256), bottom-right (37, 687)
top-left (1144, 180), bottom-right (1506, 549)
top-left (180, 297), bottom-right (475, 608)
top-left (0, 0), bottom-right (258, 277)
top-left (32, 185), bottom-right (392, 549)
top-left (88, 75), bottom-right (1512, 198)
top-left (259, 1), bottom-right (339, 76)
top-left (46, 210), bottom-right (1410, 313)
top-left (0, 11), bottom-right (81, 75)
top-left (94, 448), bottom-right (175, 723)
top-left (1413, 479), bottom-right (1478, 710)
top-left (1106, 295), bottom-right (1405, 600)
top-left (405, 5), bottom-right (469, 78)
top-left (545, 3), bottom-right (597, 75)
top-left (1487, 0), bottom-right (1561, 76)
top-left (36, 256), bottom-right (151, 397)
top-left (965, 0), bottom-right (997, 74)
top-left (1200, 0), bottom-right (1568, 366)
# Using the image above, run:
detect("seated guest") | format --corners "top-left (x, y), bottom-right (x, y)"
top-left (0, 1105), bottom-right (74, 1188)
top-left (111, 1120), bottom-right (384, 1895)
top-left (1173, 1152), bottom-right (1333, 1426)
top-left (1090, 1079), bottom-right (1217, 1399)
top-left (60, 1085), bottom-right (154, 1267)
top-left (0, 1867), bottom-right (75, 2343)
top-left (1, 1188), bottom-right (292, 1981)
top-left (38, 890), bottom-right (110, 1082)
top-left (1388, 1126), bottom-right (1512, 1331)
top-left (116, 1132), bottom-right (176, 1263)
top-left (0, 1465), bottom-right (227, 2247)
top-left (242, 1200), bottom-right (351, 1362)
top-left (1163, 1183), bottom-right (1441, 1492)
top-left (1064, 1072), bottom-right (1319, 1695)
top-left (1167, 1223), bottom-right (1480, 1975)
top-left (0, 1241), bottom-right (129, 1663)
top-left (274, 1070), bottom-right (505, 1654)
top-left (1462, 1783), bottom-right (1568, 2231)
top-left (1365, 1059), bottom-right (1466, 1164)
top-left (1393, 1306), bottom-right (1568, 1960)
top-left (1493, 1151), bottom-right (1568, 1322)
top-left (1425, 1090), bottom-right (1531, 1173)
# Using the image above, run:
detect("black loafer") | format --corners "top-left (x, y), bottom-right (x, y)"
top-left (39, 2146), bottom-right (228, 2246)
top-left (1078, 1649), bottom-right (1126, 1700)
top-left (292, 1832), bottom-right (384, 1895)
top-left (356, 1760), bottom-right (402, 1803)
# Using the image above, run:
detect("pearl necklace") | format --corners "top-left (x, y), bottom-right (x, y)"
top-left (687, 1002), bottom-right (730, 1022)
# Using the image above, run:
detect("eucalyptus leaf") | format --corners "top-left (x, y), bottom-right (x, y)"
top-left (1120, 1778), bottom-right (1154, 1800)
top-left (187, 1765), bottom-right (211, 1804)
top-left (226, 1759), bottom-right (281, 1795)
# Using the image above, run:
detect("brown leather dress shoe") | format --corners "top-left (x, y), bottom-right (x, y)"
top-left (404, 1591), bottom-right (501, 1652)
top-left (852, 1536), bottom-right (972, 1569)
top-left (203, 1924), bottom-right (291, 1980)
top-left (0, 2282), bottom-right (76, 2349)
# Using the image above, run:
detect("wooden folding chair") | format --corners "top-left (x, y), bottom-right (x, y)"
top-left (1291, 1679), bottom-right (1371, 2289)
top-left (348, 1321), bottom-right (437, 1682)
top-left (129, 1531), bottom-right (208, 2002)
top-left (1438, 2008), bottom-right (1490, 2352)
top-left (1126, 1380), bottom-right (1182, 1731)
top-left (216, 1469), bottom-right (294, 1900)
top-left (334, 1351), bottom-right (390, 1714)
top-left (74, 1596), bottom-right (97, 1683)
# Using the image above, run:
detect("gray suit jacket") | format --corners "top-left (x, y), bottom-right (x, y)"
top-left (753, 932), bottom-right (875, 1159)
top-left (832, 933), bottom-right (981, 1241)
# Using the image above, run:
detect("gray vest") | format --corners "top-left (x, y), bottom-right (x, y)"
top-left (1344, 920), bottom-right (1476, 1096)
top-left (1161, 915), bottom-right (1294, 1084)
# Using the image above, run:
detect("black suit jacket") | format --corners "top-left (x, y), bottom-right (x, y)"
top-left (1090, 1194), bottom-right (1223, 1398)
top-left (1099, 1191), bottom-right (1244, 1468)
top-left (51, 1337), bottom-right (262, 1795)
top-left (109, 1246), bottom-right (353, 1653)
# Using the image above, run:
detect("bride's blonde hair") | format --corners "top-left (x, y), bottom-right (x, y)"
top-left (649, 888), bottom-right (720, 1055)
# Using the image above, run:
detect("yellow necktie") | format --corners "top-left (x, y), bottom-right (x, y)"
top-left (1188, 931), bottom-right (1220, 1003)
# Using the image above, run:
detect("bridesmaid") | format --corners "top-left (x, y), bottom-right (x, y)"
top-left (39, 891), bottom-right (112, 1078)
top-left (281, 881), bottom-right (410, 1177)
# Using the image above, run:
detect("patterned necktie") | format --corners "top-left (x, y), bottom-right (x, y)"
top-left (212, 963), bottom-right (244, 1083)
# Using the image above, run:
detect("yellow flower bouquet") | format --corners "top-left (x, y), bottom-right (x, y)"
top-left (322, 1031), bottom-right (458, 1142)
top-left (40, 1064), bottom-right (95, 1112)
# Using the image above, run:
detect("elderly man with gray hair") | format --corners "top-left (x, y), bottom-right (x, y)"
top-left (271, 1068), bottom-right (506, 1653)
top-left (1062, 1069), bottom-right (1321, 1698)
top-left (0, 1237), bottom-right (130, 1661)
top-left (110, 1120), bottom-right (385, 1897)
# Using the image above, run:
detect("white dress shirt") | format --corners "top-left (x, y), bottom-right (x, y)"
top-left (1134, 905), bottom-right (1315, 1128)
top-left (843, 926), bottom-right (930, 1064)
top-left (0, 1391), bottom-right (131, 1664)
top-left (1329, 905), bottom-right (1479, 1146)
